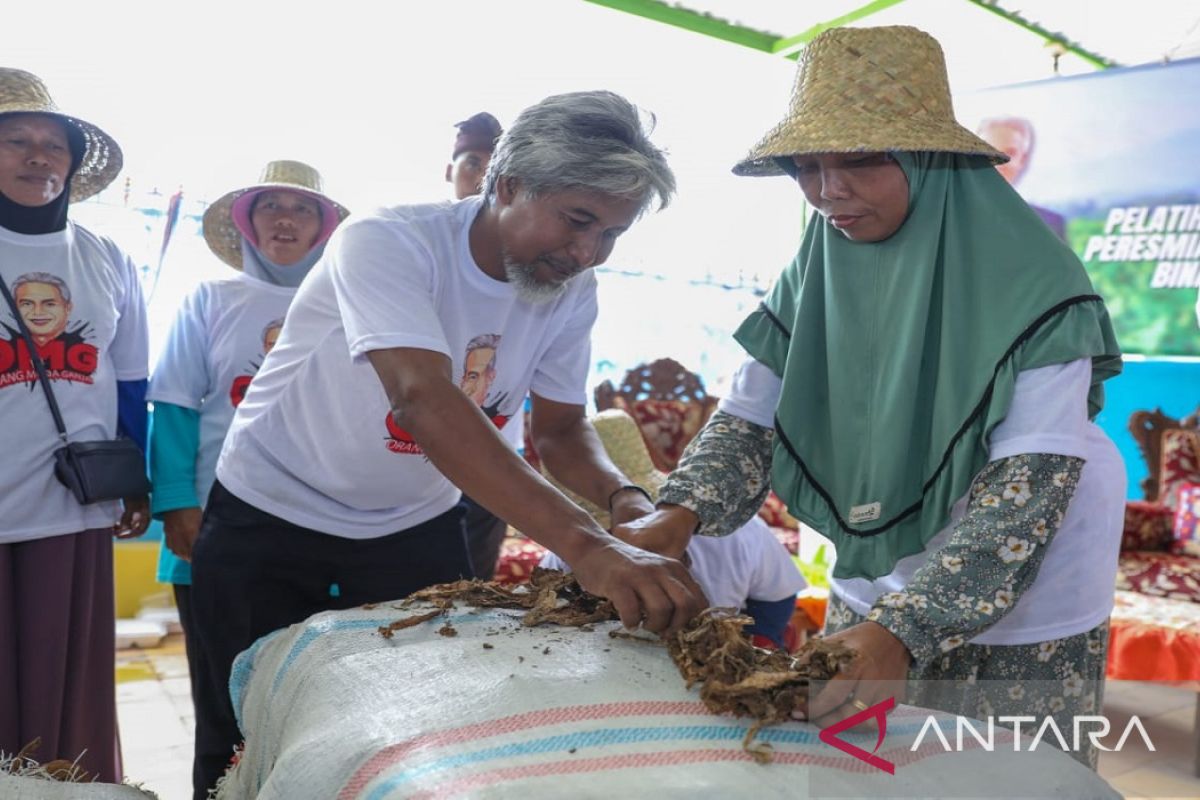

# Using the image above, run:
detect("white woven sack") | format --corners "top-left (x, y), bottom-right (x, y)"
top-left (0, 772), bottom-right (158, 799)
top-left (219, 602), bottom-right (1119, 800)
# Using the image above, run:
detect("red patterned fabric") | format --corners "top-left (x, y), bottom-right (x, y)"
top-left (609, 397), bottom-right (712, 472)
top-left (1158, 428), bottom-right (1200, 509)
top-left (1115, 550), bottom-right (1200, 603)
top-left (1120, 500), bottom-right (1174, 552)
top-left (493, 532), bottom-right (547, 585)
top-left (758, 490), bottom-right (799, 531)
top-left (1107, 591), bottom-right (1200, 681)
top-left (1173, 482), bottom-right (1200, 557)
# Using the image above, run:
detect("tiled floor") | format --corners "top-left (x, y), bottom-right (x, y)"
top-left (117, 635), bottom-right (1200, 800)
top-left (117, 636), bottom-right (193, 800)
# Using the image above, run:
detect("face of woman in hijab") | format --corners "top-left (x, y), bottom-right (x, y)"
top-left (249, 190), bottom-right (323, 265)
top-left (0, 114), bottom-right (73, 207)
top-left (791, 152), bottom-right (909, 243)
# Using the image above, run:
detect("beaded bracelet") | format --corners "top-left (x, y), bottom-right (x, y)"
top-left (607, 484), bottom-right (654, 512)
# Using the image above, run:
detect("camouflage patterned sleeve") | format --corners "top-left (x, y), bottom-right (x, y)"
top-left (868, 453), bottom-right (1084, 670)
top-left (657, 410), bottom-right (774, 537)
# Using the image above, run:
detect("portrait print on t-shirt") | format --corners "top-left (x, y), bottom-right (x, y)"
top-left (384, 332), bottom-right (514, 455)
top-left (0, 272), bottom-right (98, 389)
top-left (229, 317), bottom-right (285, 408)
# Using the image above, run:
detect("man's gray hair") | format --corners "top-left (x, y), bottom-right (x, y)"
top-left (13, 272), bottom-right (71, 303)
top-left (483, 90), bottom-right (675, 213)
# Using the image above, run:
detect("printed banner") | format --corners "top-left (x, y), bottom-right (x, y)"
top-left (959, 58), bottom-right (1200, 356)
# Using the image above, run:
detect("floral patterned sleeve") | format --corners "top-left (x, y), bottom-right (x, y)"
top-left (657, 410), bottom-right (774, 537)
top-left (868, 453), bottom-right (1083, 671)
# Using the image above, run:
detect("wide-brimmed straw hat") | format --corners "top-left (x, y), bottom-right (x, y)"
top-left (202, 160), bottom-right (349, 269)
top-left (734, 26), bottom-right (1006, 177)
top-left (542, 409), bottom-right (665, 529)
top-left (0, 67), bottom-right (123, 202)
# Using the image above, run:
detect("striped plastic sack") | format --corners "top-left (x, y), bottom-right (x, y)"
top-left (219, 603), bottom-right (1118, 799)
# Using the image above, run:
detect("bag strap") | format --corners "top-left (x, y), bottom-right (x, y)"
top-left (0, 276), bottom-right (69, 444)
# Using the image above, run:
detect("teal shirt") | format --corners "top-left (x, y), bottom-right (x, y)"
top-left (150, 402), bottom-right (201, 585)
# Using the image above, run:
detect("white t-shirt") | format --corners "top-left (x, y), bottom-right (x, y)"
top-left (541, 514), bottom-right (806, 608)
top-left (0, 222), bottom-right (148, 543)
top-left (217, 197), bottom-right (597, 538)
top-left (148, 273), bottom-right (298, 506)
top-left (722, 356), bottom-right (1126, 645)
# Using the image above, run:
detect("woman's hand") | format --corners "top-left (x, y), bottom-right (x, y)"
top-left (114, 495), bottom-right (151, 539)
top-left (162, 506), bottom-right (204, 560)
top-left (607, 487), bottom-right (656, 528)
top-left (569, 535), bottom-right (708, 636)
top-left (610, 505), bottom-right (698, 560)
top-left (804, 621), bottom-right (912, 728)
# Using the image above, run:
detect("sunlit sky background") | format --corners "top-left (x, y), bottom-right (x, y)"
top-left (7, 0), bottom-right (1197, 386)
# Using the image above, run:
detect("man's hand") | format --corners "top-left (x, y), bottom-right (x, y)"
top-left (114, 496), bottom-right (151, 540)
top-left (804, 621), bottom-right (911, 728)
top-left (162, 506), bottom-right (204, 560)
top-left (610, 505), bottom-right (697, 560)
top-left (569, 535), bottom-right (708, 636)
top-left (361, 348), bottom-right (705, 635)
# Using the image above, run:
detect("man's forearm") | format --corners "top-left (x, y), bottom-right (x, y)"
top-left (394, 381), bottom-right (608, 564)
top-left (534, 414), bottom-right (630, 512)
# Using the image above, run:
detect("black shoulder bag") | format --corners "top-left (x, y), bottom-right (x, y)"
top-left (0, 276), bottom-right (151, 504)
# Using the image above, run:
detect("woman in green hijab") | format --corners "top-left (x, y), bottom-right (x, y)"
top-left (618, 26), bottom-right (1124, 768)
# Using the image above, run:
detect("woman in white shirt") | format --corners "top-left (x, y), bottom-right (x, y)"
top-left (0, 67), bottom-right (149, 782)
top-left (147, 160), bottom-right (346, 799)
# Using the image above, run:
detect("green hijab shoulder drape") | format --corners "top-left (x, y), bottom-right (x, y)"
top-left (734, 152), bottom-right (1121, 580)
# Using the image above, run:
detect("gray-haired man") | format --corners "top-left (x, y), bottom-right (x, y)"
top-left (188, 90), bottom-right (705, 798)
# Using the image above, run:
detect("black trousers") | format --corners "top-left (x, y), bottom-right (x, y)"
top-left (171, 583), bottom-right (213, 800)
top-left (461, 495), bottom-right (508, 580)
top-left (188, 480), bottom-right (472, 800)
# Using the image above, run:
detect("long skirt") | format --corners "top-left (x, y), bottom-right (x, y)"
top-left (0, 530), bottom-right (121, 782)
top-left (825, 594), bottom-right (1108, 769)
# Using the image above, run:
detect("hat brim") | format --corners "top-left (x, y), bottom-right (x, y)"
top-left (733, 110), bottom-right (1008, 177)
top-left (202, 182), bottom-right (350, 270)
top-left (0, 110), bottom-right (122, 201)
top-left (541, 409), bottom-right (666, 529)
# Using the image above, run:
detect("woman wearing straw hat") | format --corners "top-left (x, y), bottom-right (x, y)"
top-left (615, 26), bottom-right (1124, 768)
top-left (0, 67), bottom-right (150, 781)
top-left (146, 160), bottom-right (346, 797)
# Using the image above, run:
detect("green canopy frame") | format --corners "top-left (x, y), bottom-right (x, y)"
top-left (581, 0), bottom-right (1117, 68)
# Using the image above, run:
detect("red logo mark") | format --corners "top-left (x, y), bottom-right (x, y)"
top-left (818, 696), bottom-right (895, 774)
top-left (230, 375), bottom-right (253, 407)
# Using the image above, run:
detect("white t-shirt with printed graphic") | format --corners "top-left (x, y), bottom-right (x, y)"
top-left (148, 272), bottom-right (297, 507)
top-left (541, 513), bottom-right (806, 609)
top-left (217, 196), bottom-right (597, 538)
top-left (0, 222), bottom-right (148, 543)
top-left (721, 356), bottom-right (1125, 646)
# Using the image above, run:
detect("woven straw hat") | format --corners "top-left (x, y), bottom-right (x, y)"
top-left (0, 67), bottom-right (122, 202)
top-left (734, 26), bottom-right (1006, 177)
top-left (542, 409), bottom-right (665, 529)
top-left (202, 160), bottom-right (349, 269)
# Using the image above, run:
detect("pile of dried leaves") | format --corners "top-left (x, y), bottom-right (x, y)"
top-left (668, 608), bottom-right (855, 761)
top-left (376, 568), bottom-right (616, 638)
top-left (376, 568), bottom-right (855, 762)
top-left (2, 737), bottom-right (91, 783)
